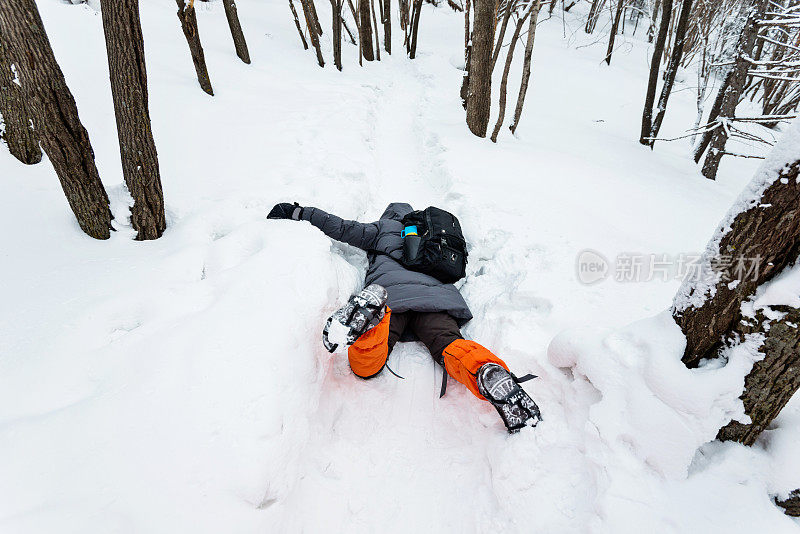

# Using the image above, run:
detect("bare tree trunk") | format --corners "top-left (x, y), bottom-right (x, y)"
top-left (491, 0), bottom-right (516, 71)
top-left (342, 13), bottom-right (358, 44)
top-left (371, 0), bottom-right (381, 60)
top-left (176, 0), bottom-right (214, 95)
top-left (308, 0), bottom-right (324, 35)
top-left (698, 0), bottom-right (767, 179)
top-left (331, 0), bottom-right (344, 70)
top-left (0, 0), bottom-right (112, 239)
top-left (491, 6), bottom-right (529, 142)
top-left (289, 0), bottom-right (310, 49)
top-left (100, 0), bottom-right (166, 240)
top-left (465, 0), bottom-right (494, 136)
top-left (0, 29), bottom-right (41, 165)
top-left (639, 0), bottom-right (672, 144)
top-left (359, 0), bottom-right (375, 61)
top-left (692, 68), bottom-right (731, 161)
top-left (605, 0), bottom-right (625, 64)
top-left (300, 0), bottom-right (325, 66)
top-left (347, 0), bottom-right (364, 64)
top-left (382, 0), bottom-right (392, 53)
top-left (690, 33), bottom-right (710, 146)
top-left (648, 0), bottom-right (693, 145)
top-left (585, 0), bottom-right (605, 33)
top-left (460, 0), bottom-right (472, 108)
top-left (399, 0), bottom-right (410, 31)
top-left (647, 0), bottom-right (660, 42)
top-left (508, 0), bottom-right (543, 134)
top-left (222, 0), bottom-right (251, 64)
top-left (408, 0), bottom-right (423, 58)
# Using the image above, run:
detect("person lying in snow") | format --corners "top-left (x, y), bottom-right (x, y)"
top-left (268, 201), bottom-right (541, 433)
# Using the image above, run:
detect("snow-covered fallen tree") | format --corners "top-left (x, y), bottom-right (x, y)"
top-left (672, 121), bottom-right (800, 447)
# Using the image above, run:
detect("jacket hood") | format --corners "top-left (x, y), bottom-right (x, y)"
top-left (380, 202), bottom-right (413, 221)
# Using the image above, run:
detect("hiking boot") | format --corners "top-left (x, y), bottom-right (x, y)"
top-left (477, 363), bottom-right (542, 433)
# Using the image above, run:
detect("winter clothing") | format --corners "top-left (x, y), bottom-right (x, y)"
top-left (442, 339), bottom-right (510, 400)
top-left (272, 201), bottom-right (536, 429)
top-left (348, 308), bottom-right (393, 378)
top-left (387, 311), bottom-right (463, 364)
top-left (299, 203), bottom-right (473, 324)
top-left (267, 202), bottom-right (303, 220)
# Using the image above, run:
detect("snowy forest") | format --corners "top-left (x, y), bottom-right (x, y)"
top-left (1, 0), bottom-right (800, 531)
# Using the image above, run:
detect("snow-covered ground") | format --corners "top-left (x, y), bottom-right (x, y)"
top-left (1, 0), bottom-right (799, 532)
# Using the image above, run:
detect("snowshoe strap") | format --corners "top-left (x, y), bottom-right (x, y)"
top-left (386, 362), bottom-right (405, 380)
top-left (512, 373), bottom-right (538, 383)
top-left (439, 370), bottom-right (535, 399)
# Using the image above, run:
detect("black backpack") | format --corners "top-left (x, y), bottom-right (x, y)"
top-left (399, 207), bottom-right (468, 283)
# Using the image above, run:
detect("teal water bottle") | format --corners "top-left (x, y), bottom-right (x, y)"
top-left (402, 225), bottom-right (421, 261)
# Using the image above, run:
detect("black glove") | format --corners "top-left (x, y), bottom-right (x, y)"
top-left (267, 202), bottom-right (303, 220)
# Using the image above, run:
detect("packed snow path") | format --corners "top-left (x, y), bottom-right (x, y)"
top-left (1, 1), bottom-right (799, 533)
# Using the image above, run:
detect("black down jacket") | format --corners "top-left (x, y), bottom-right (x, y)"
top-left (300, 202), bottom-right (473, 325)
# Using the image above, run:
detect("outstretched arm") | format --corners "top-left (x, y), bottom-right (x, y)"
top-left (268, 202), bottom-right (379, 251)
top-left (301, 206), bottom-right (380, 251)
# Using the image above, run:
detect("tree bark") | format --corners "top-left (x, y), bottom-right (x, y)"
top-left (0, 28), bottom-right (41, 165)
top-left (716, 305), bottom-right (800, 445)
top-left (777, 490), bottom-right (800, 517)
top-left (692, 68), bottom-right (731, 161)
top-left (0, 0), bottom-right (112, 239)
top-left (100, 0), bottom-right (166, 240)
top-left (370, 0), bottom-right (381, 60)
top-left (605, 0), bottom-right (625, 65)
top-left (331, 0), bottom-right (344, 70)
top-left (349, 0), bottom-right (363, 65)
top-left (399, 0), bottom-right (410, 30)
top-left (460, 0), bottom-right (471, 108)
top-left (382, 0), bottom-right (392, 53)
top-left (408, 0), bottom-right (423, 58)
top-left (300, 0), bottom-right (325, 66)
top-left (490, 5), bottom-right (529, 142)
top-left (308, 0), bottom-right (324, 35)
top-left (342, 13), bottom-right (358, 44)
top-left (359, 0), bottom-right (375, 61)
top-left (700, 0), bottom-right (768, 180)
top-left (289, 0), bottom-right (310, 50)
top-left (465, 0), bottom-right (494, 136)
top-left (222, 0), bottom-right (251, 64)
top-left (674, 136), bottom-right (800, 455)
top-left (639, 0), bottom-right (672, 144)
top-left (491, 0), bottom-right (516, 71)
top-left (176, 0), bottom-right (214, 95)
top-left (585, 0), bottom-right (604, 33)
top-left (648, 0), bottom-right (693, 145)
top-left (647, 0), bottom-right (660, 42)
top-left (674, 159), bottom-right (800, 367)
top-left (508, 0), bottom-right (543, 134)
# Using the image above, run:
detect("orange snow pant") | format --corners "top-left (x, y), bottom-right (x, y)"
top-left (348, 308), bottom-right (393, 378)
top-left (441, 339), bottom-right (509, 400)
top-left (348, 309), bottom-right (509, 400)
